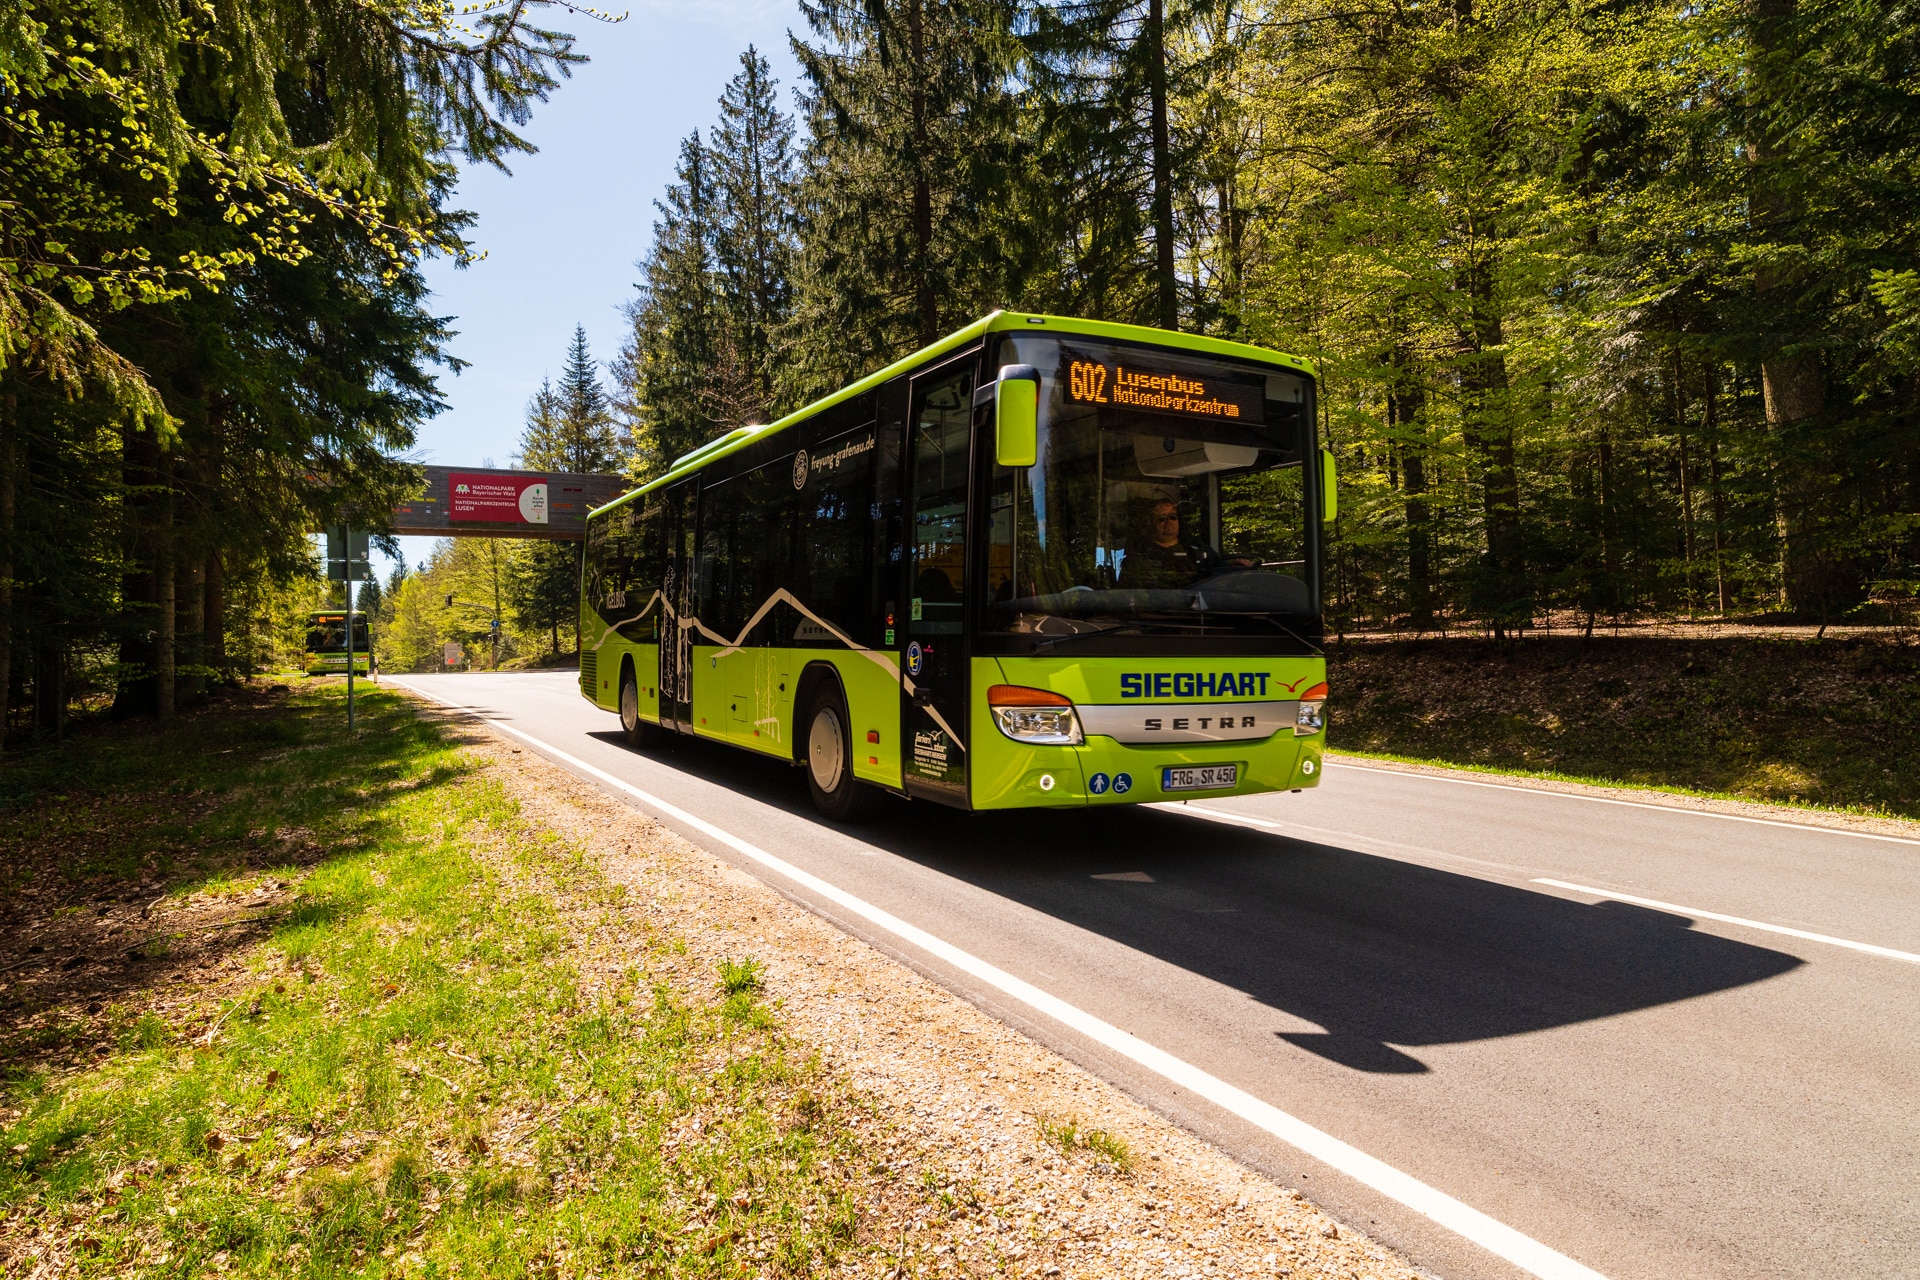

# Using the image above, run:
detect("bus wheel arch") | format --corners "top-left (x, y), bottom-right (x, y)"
top-left (618, 656), bottom-right (663, 750)
top-left (791, 662), bottom-right (845, 766)
top-left (794, 662), bottom-right (878, 820)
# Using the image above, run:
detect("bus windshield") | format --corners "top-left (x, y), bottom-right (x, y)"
top-left (306, 615), bottom-right (369, 652)
top-left (984, 336), bottom-right (1315, 639)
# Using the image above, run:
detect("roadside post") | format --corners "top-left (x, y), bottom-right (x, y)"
top-left (445, 594), bottom-right (504, 670)
top-left (325, 525), bottom-right (373, 731)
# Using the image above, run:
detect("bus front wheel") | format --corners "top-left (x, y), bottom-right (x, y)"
top-left (803, 685), bottom-right (879, 821)
top-left (620, 670), bottom-right (665, 751)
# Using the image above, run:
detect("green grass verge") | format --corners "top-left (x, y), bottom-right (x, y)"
top-left (1, 685), bottom-right (863, 1278)
top-left (1329, 635), bottom-right (1920, 820)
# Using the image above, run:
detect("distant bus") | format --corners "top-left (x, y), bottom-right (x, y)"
top-left (304, 611), bottom-right (373, 677)
top-left (579, 311), bottom-right (1330, 819)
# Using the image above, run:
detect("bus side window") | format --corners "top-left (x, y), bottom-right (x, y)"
top-left (617, 496), bottom-right (667, 641)
top-left (797, 423), bottom-right (879, 646)
top-left (698, 475), bottom-right (738, 640)
top-left (737, 456), bottom-right (798, 645)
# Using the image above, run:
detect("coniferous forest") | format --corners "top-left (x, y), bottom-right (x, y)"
top-left (4, 0), bottom-right (1919, 740)
top-left (622, 0), bottom-right (1920, 641)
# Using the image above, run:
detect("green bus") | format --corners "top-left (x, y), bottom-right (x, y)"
top-left (304, 610), bottom-right (373, 677)
top-left (579, 312), bottom-right (1331, 819)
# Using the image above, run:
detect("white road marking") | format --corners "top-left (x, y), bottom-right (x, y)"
top-left (397, 680), bottom-right (1612, 1280)
top-left (1328, 760), bottom-right (1920, 847)
top-left (1533, 878), bottom-right (1920, 966)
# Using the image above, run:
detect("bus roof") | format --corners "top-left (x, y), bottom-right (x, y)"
top-left (589, 311), bottom-right (1317, 519)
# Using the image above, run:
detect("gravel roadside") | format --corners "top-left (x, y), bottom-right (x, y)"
top-left (440, 700), bottom-right (1427, 1280)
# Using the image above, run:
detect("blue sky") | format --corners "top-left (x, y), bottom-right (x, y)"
top-left (381, 0), bottom-right (803, 573)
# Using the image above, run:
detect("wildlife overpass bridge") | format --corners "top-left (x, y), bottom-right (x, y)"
top-left (388, 466), bottom-right (629, 541)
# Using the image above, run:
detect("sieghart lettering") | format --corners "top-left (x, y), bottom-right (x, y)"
top-left (1119, 672), bottom-right (1270, 699)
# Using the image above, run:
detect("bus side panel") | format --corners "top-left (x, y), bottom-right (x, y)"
top-left (969, 655), bottom-right (1325, 810)
top-left (691, 644), bottom-right (730, 740)
top-left (830, 651), bottom-right (903, 788)
top-left (634, 643), bottom-right (661, 717)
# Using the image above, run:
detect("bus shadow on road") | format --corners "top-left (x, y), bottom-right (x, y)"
top-left (590, 731), bottom-right (1803, 1075)
top-left (870, 806), bottom-right (1804, 1075)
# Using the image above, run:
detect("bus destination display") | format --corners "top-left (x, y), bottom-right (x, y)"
top-left (1064, 354), bottom-right (1263, 422)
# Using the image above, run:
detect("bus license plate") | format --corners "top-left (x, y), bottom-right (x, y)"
top-left (1162, 764), bottom-right (1237, 792)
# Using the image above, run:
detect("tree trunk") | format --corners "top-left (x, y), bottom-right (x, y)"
top-left (204, 400), bottom-right (227, 685)
top-left (206, 547), bottom-right (227, 684)
top-left (1391, 347), bottom-right (1433, 629)
top-left (909, 0), bottom-right (937, 347)
top-left (1672, 349), bottom-right (1697, 617)
top-left (1748, 0), bottom-right (1824, 613)
top-left (1705, 371), bottom-right (1729, 615)
top-left (156, 461), bottom-right (176, 721)
top-left (33, 631), bottom-right (63, 739)
top-left (182, 556), bottom-right (206, 702)
top-left (0, 390), bottom-right (14, 748)
top-left (1147, 0), bottom-right (1177, 330)
top-left (1461, 248), bottom-right (1523, 637)
top-left (1598, 421), bottom-right (1619, 622)
top-left (113, 423), bottom-right (162, 718)
top-left (1217, 180), bottom-right (1244, 334)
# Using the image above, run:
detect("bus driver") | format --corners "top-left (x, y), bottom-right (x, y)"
top-left (1120, 499), bottom-right (1215, 588)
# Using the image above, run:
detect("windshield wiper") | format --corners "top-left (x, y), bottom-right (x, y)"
top-left (1031, 625), bottom-right (1143, 652)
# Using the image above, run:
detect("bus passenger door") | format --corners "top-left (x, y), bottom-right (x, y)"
top-left (660, 481), bottom-right (696, 732)
top-left (901, 359), bottom-right (976, 803)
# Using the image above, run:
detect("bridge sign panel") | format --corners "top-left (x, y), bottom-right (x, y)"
top-left (391, 466), bottom-right (628, 541)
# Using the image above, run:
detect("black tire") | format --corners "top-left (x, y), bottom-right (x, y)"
top-left (620, 668), bottom-right (667, 750)
top-left (802, 683), bottom-right (880, 821)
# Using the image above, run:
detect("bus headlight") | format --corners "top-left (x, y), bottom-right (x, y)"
top-left (1295, 682), bottom-right (1327, 736)
top-left (988, 684), bottom-right (1084, 745)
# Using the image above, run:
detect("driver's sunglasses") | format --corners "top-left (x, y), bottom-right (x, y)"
top-left (1153, 513), bottom-right (1180, 523)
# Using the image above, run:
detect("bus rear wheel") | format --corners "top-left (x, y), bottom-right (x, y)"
top-left (620, 670), bottom-right (666, 750)
top-left (804, 685), bottom-right (879, 821)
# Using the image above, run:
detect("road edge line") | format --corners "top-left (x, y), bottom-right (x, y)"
top-left (1533, 878), bottom-right (1920, 965)
top-left (396, 680), bottom-right (1613, 1280)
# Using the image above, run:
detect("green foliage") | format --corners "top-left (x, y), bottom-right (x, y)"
top-left (1330, 634), bottom-right (1920, 817)
top-left (616, 50), bottom-right (800, 477)
top-left (1, 0), bottom-right (597, 738)
top-left (521, 326), bottom-right (622, 475)
top-left (372, 538), bottom-right (574, 673)
top-left (612, 0), bottom-right (1919, 632)
top-left (0, 686), bottom-right (870, 1277)
top-left (718, 956), bottom-right (765, 995)
top-left (1035, 1112), bottom-right (1133, 1171)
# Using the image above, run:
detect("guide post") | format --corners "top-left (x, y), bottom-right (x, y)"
top-left (325, 525), bottom-right (373, 731)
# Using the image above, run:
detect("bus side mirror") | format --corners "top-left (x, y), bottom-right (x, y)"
top-left (994, 365), bottom-right (1039, 468)
top-left (1321, 448), bottom-right (1338, 522)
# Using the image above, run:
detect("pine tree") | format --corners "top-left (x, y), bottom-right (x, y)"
top-left (615, 132), bottom-right (725, 477)
top-left (1023, 0), bottom-right (1226, 329)
top-left (787, 0), bottom-right (1023, 392)
top-left (708, 48), bottom-right (798, 420)
top-left (518, 378), bottom-right (565, 471)
top-left (523, 328), bottom-right (619, 474)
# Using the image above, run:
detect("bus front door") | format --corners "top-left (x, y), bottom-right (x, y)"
top-left (902, 360), bottom-right (976, 803)
top-left (660, 481), bottom-right (696, 733)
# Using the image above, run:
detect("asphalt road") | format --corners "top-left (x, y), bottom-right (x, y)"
top-left (393, 671), bottom-right (1920, 1280)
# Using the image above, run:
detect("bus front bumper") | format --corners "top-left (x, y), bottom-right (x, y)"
top-left (969, 731), bottom-right (1323, 810)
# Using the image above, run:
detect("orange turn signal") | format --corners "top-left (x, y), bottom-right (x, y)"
top-left (1300, 682), bottom-right (1328, 702)
top-left (987, 684), bottom-right (1073, 708)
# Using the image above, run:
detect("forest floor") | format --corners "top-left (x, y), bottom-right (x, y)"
top-left (1329, 629), bottom-right (1920, 819)
top-left (0, 683), bottom-right (1415, 1280)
